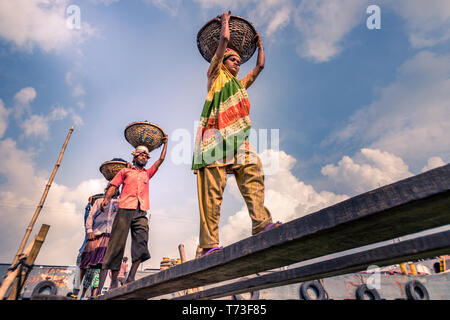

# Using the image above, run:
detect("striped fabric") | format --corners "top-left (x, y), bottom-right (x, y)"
top-left (192, 64), bottom-right (252, 170)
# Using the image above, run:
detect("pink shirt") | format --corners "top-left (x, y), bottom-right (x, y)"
top-left (110, 165), bottom-right (158, 211)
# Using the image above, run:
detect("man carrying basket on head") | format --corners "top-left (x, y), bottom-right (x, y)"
top-left (97, 135), bottom-right (168, 293)
top-left (192, 11), bottom-right (281, 257)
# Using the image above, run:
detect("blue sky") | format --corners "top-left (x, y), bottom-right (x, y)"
top-left (0, 0), bottom-right (449, 270)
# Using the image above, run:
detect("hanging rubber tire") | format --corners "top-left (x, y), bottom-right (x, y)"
top-left (405, 280), bottom-right (429, 300)
top-left (31, 280), bottom-right (58, 296)
top-left (355, 284), bottom-right (381, 300)
top-left (299, 281), bottom-right (327, 300)
top-left (232, 290), bottom-right (260, 300)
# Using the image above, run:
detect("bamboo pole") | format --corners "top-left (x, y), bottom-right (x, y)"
top-left (178, 244), bottom-right (197, 294)
top-left (178, 244), bottom-right (187, 263)
top-left (7, 224), bottom-right (50, 300)
top-left (3, 126), bottom-right (74, 285)
top-left (0, 233), bottom-right (36, 299)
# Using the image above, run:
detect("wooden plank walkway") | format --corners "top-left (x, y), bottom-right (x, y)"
top-left (174, 229), bottom-right (450, 300)
top-left (101, 164), bottom-right (450, 300)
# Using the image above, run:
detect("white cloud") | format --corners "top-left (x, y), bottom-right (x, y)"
top-left (146, 204), bottom-right (199, 265)
top-left (386, 0), bottom-right (450, 48)
top-left (71, 113), bottom-right (84, 126)
top-left (262, 150), bottom-right (349, 220)
top-left (421, 156), bottom-right (446, 173)
top-left (0, 99), bottom-right (10, 139)
top-left (292, 0), bottom-right (450, 62)
top-left (72, 85), bottom-right (86, 98)
top-left (89, 0), bottom-right (120, 5)
top-left (5, 87), bottom-right (84, 139)
top-left (65, 71), bottom-right (86, 98)
top-left (326, 51), bottom-right (450, 170)
top-left (21, 114), bottom-right (50, 139)
top-left (293, 0), bottom-right (367, 62)
top-left (48, 106), bottom-right (69, 121)
top-left (265, 6), bottom-right (291, 37)
top-left (246, 0), bottom-right (294, 38)
top-left (14, 87), bottom-right (37, 106)
top-left (143, 0), bottom-right (182, 16)
top-left (0, 0), bottom-right (96, 52)
top-left (322, 148), bottom-right (413, 195)
top-left (13, 87), bottom-right (37, 119)
top-left (291, 0), bottom-right (450, 62)
top-left (0, 137), bottom-right (106, 265)
top-left (20, 106), bottom-right (83, 139)
top-left (192, 0), bottom-right (239, 10)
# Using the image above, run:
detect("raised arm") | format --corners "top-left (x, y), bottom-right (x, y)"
top-left (215, 11), bottom-right (231, 63)
top-left (153, 134), bottom-right (168, 170)
top-left (240, 33), bottom-right (265, 90)
top-left (207, 11), bottom-right (231, 91)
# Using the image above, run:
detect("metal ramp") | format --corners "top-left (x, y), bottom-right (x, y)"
top-left (100, 164), bottom-right (450, 300)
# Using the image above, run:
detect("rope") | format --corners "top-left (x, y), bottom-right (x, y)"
top-left (8, 257), bottom-right (34, 300)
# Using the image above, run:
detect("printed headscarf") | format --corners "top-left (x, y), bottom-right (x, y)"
top-left (223, 48), bottom-right (241, 61)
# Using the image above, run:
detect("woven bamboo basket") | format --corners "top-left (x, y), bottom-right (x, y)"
top-left (197, 15), bottom-right (258, 64)
top-left (91, 193), bottom-right (105, 203)
top-left (99, 159), bottom-right (128, 181)
top-left (124, 121), bottom-right (166, 152)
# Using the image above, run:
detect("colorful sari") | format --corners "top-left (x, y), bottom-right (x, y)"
top-left (192, 62), bottom-right (252, 170)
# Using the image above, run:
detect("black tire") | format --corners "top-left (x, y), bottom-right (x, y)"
top-left (299, 281), bottom-right (327, 300)
top-left (232, 290), bottom-right (260, 300)
top-left (355, 284), bottom-right (381, 300)
top-left (405, 280), bottom-right (429, 300)
top-left (31, 280), bottom-right (57, 296)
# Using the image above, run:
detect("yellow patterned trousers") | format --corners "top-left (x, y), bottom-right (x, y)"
top-left (196, 151), bottom-right (273, 249)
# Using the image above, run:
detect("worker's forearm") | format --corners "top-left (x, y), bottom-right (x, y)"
top-left (105, 185), bottom-right (117, 200)
top-left (154, 143), bottom-right (168, 169)
top-left (216, 12), bottom-right (231, 58)
top-left (220, 15), bottom-right (230, 43)
top-left (159, 145), bottom-right (167, 164)
top-left (256, 46), bottom-right (265, 70)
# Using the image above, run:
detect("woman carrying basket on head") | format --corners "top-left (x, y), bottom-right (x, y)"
top-left (192, 11), bottom-right (281, 258)
top-left (78, 185), bottom-right (120, 298)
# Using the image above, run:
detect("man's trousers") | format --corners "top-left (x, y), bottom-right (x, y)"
top-left (102, 208), bottom-right (150, 271)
